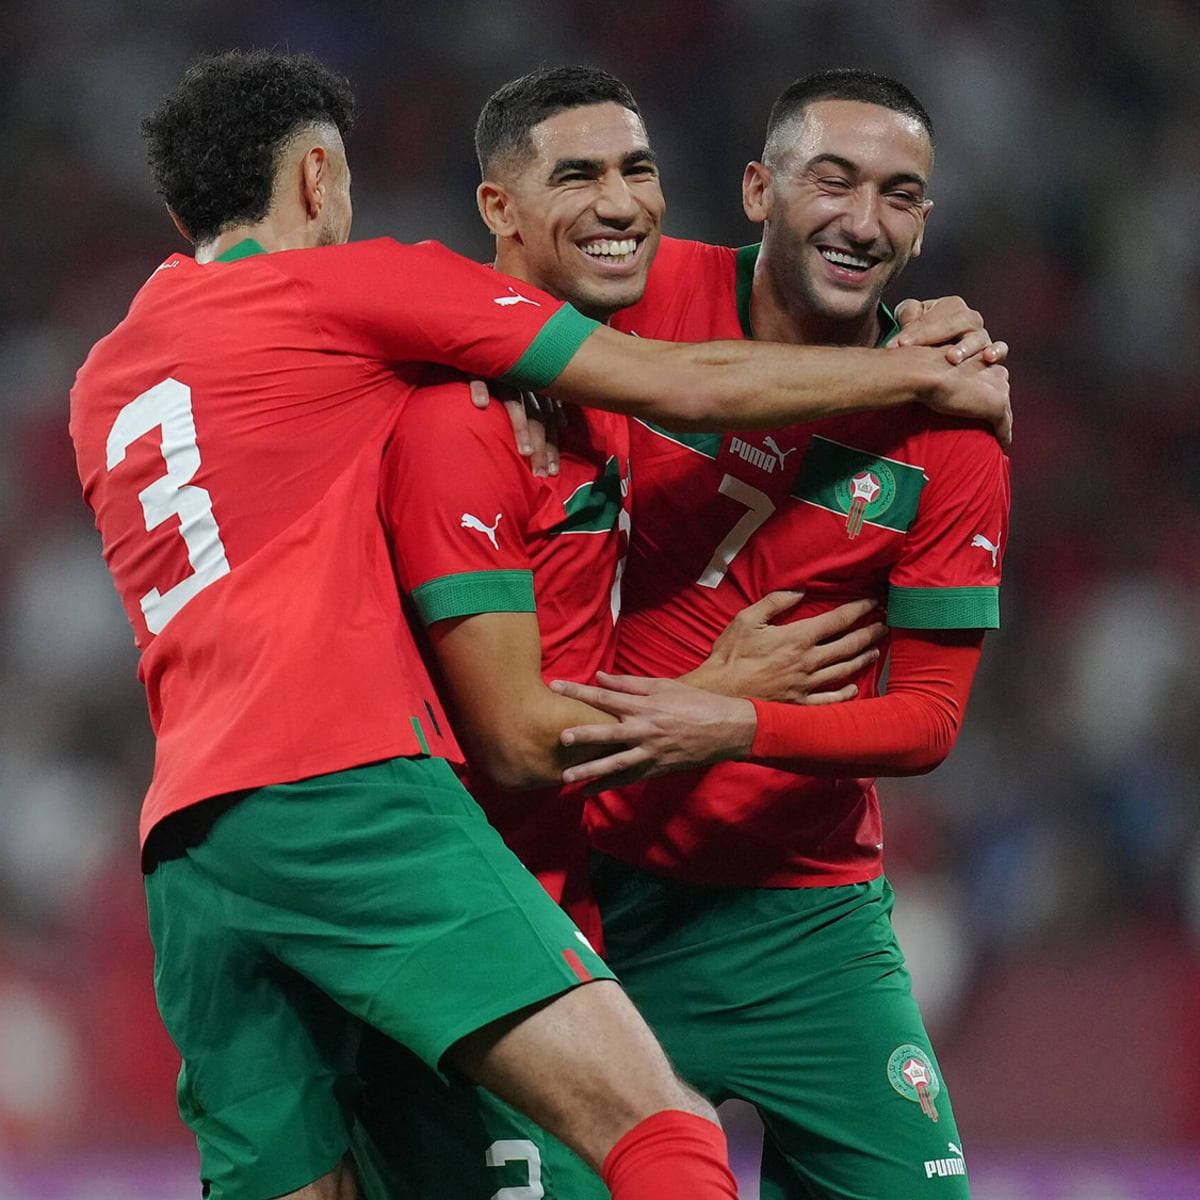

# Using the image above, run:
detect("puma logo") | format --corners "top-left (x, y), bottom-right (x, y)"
top-left (461, 512), bottom-right (503, 549)
top-left (763, 436), bottom-right (797, 467)
top-left (493, 287), bottom-right (540, 307)
top-left (970, 532), bottom-right (1000, 568)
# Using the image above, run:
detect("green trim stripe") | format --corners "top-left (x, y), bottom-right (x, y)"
top-left (887, 585), bottom-right (1000, 629)
top-left (553, 456), bottom-right (624, 534)
top-left (877, 302), bottom-right (900, 346)
top-left (411, 569), bottom-right (535, 625)
top-left (503, 305), bottom-right (600, 391)
top-left (409, 715), bottom-right (430, 756)
top-left (213, 238), bottom-right (268, 262)
top-left (633, 420), bottom-right (722, 458)
top-left (793, 436), bottom-right (927, 533)
top-left (735, 243), bottom-right (761, 338)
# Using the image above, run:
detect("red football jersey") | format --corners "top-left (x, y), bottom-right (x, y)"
top-left (381, 377), bottom-right (630, 943)
top-left (587, 238), bottom-right (1010, 887)
top-left (69, 237), bottom-right (598, 848)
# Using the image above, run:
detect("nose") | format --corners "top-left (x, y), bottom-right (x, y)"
top-left (841, 185), bottom-right (882, 246)
top-left (594, 170), bottom-right (639, 225)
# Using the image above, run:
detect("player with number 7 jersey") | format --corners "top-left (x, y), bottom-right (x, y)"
top-left (592, 235), bottom-right (1010, 884)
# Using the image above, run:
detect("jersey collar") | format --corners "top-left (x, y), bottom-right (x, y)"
top-left (213, 238), bottom-right (268, 263)
top-left (734, 242), bottom-right (898, 348)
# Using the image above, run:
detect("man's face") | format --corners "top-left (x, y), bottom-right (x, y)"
top-left (488, 102), bottom-right (664, 319)
top-left (747, 99), bottom-right (933, 326)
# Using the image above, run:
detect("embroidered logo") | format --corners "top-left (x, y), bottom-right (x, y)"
top-left (887, 1044), bottom-right (941, 1123)
top-left (836, 461), bottom-right (896, 538)
top-left (461, 512), bottom-right (502, 549)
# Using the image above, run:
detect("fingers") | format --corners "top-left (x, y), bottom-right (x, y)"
top-left (804, 645), bottom-right (882, 689)
top-left (557, 719), bottom-right (641, 748)
top-left (469, 379), bottom-right (491, 409)
top-left (892, 296), bottom-right (983, 349)
top-left (733, 589), bottom-right (806, 626)
top-left (502, 394), bottom-right (533, 456)
top-left (943, 329), bottom-right (994, 364)
top-left (523, 394), bottom-right (549, 477)
top-left (543, 398), bottom-right (561, 477)
top-left (802, 684), bottom-right (859, 706)
top-left (593, 671), bottom-right (663, 696)
top-left (891, 297), bottom-right (928, 328)
top-left (550, 679), bottom-right (644, 722)
top-left (982, 340), bottom-right (1008, 364)
top-left (800, 597), bottom-right (877, 640)
top-left (562, 746), bottom-right (650, 786)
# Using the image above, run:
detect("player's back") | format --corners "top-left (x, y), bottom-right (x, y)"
top-left (70, 241), bottom-right (476, 844)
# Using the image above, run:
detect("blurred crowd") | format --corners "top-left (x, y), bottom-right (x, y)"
top-left (1, 0), bottom-right (1198, 1185)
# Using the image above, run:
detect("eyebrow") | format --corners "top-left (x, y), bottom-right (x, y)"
top-left (806, 153), bottom-right (928, 192)
top-left (550, 148), bottom-right (658, 176)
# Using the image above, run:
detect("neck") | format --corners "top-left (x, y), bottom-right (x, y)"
top-left (748, 253), bottom-right (880, 348)
top-left (194, 217), bottom-right (314, 264)
top-left (493, 246), bottom-right (616, 323)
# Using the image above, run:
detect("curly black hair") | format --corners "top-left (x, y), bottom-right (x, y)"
top-left (142, 49), bottom-right (356, 244)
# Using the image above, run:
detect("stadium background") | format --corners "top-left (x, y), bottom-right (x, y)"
top-left (1, 1), bottom-right (1198, 1197)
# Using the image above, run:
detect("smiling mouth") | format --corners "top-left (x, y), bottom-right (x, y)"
top-left (818, 246), bottom-right (879, 274)
top-left (578, 237), bottom-right (640, 265)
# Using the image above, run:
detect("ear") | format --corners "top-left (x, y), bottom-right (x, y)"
top-left (742, 161), bottom-right (772, 226)
top-left (166, 205), bottom-right (193, 244)
top-left (911, 198), bottom-right (934, 259)
top-left (300, 144), bottom-right (330, 221)
top-left (477, 180), bottom-right (518, 239)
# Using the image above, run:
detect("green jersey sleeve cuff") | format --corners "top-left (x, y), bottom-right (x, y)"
top-left (887, 585), bottom-right (1000, 629)
top-left (411, 569), bottom-right (536, 625)
top-left (502, 305), bottom-right (600, 391)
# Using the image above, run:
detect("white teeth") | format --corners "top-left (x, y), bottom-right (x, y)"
top-left (581, 238), bottom-right (638, 259)
top-left (820, 248), bottom-right (873, 270)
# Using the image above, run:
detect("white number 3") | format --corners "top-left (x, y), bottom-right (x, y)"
top-left (486, 1138), bottom-right (544, 1200)
top-left (106, 377), bottom-right (230, 634)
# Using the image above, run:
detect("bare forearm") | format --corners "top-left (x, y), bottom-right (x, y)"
top-left (548, 326), bottom-right (951, 431)
top-left (463, 688), bottom-right (618, 790)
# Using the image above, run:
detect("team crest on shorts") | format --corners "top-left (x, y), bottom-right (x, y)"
top-left (887, 1044), bottom-right (941, 1123)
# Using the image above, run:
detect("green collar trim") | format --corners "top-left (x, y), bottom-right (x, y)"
top-left (213, 238), bottom-right (268, 263)
top-left (734, 241), bottom-right (899, 348)
top-left (734, 243), bottom-right (760, 339)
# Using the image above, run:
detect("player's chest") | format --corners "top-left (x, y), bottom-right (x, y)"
top-left (627, 422), bottom-right (928, 597)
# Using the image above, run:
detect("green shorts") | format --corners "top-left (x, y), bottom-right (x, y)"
top-left (144, 756), bottom-right (611, 1200)
top-left (350, 1034), bottom-right (605, 1200)
top-left (592, 854), bottom-right (970, 1200)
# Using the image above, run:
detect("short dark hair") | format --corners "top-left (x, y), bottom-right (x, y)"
top-left (764, 68), bottom-right (933, 162)
top-left (475, 65), bottom-right (642, 177)
top-left (142, 49), bottom-right (356, 244)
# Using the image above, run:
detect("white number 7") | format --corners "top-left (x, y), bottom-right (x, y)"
top-left (106, 377), bottom-right (230, 634)
top-left (697, 474), bottom-right (775, 588)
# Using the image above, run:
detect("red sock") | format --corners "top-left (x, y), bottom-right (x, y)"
top-left (601, 1109), bottom-right (739, 1199)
